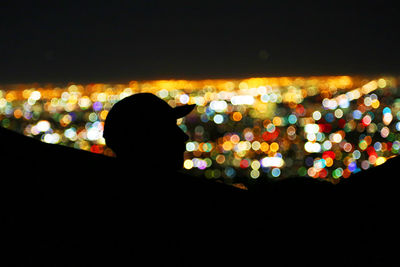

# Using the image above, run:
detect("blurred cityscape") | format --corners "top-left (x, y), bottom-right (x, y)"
top-left (1, 76), bottom-right (399, 186)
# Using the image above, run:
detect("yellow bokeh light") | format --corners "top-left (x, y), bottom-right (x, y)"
top-left (325, 157), bottom-right (334, 167)
top-left (371, 99), bottom-right (380, 109)
top-left (377, 78), bottom-right (387, 88)
top-left (375, 157), bottom-right (386, 166)
top-left (272, 116), bottom-right (282, 126)
top-left (100, 110), bottom-right (109, 121)
top-left (270, 142), bottom-right (279, 152)
top-left (222, 141), bottom-right (233, 151)
top-left (6, 91), bottom-right (17, 102)
top-left (260, 142), bottom-right (269, 152)
top-left (184, 159), bottom-right (194, 169)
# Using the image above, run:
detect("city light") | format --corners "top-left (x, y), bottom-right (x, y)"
top-left (0, 75), bottom-right (399, 185)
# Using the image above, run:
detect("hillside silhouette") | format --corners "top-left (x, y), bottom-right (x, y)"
top-left (2, 98), bottom-right (400, 266)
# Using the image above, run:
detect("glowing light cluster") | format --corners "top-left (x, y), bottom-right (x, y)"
top-left (0, 75), bottom-right (399, 185)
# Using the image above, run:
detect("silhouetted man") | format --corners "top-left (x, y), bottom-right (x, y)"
top-left (102, 92), bottom-right (247, 196)
top-left (101, 93), bottom-right (249, 265)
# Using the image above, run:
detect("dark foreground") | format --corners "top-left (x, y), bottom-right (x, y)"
top-left (1, 127), bottom-right (399, 266)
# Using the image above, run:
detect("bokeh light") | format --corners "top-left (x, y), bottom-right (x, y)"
top-left (1, 76), bottom-right (399, 186)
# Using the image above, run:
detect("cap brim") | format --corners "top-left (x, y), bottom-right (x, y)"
top-left (173, 104), bottom-right (196, 118)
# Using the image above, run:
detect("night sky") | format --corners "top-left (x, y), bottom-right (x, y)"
top-left (1, 0), bottom-right (399, 84)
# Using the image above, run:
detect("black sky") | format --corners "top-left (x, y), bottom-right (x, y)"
top-left (1, 0), bottom-right (399, 83)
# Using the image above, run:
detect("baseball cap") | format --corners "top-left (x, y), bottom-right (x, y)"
top-left (103, 93), bottom-right (195, 149)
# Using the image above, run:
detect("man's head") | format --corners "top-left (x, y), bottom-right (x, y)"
top-left (103, 93), bottom-right (195, 169)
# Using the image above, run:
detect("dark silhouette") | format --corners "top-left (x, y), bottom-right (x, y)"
top-left (103, 93), bottom-right (195, 170)
top-left (1, 93), bottom-right (400, 266)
